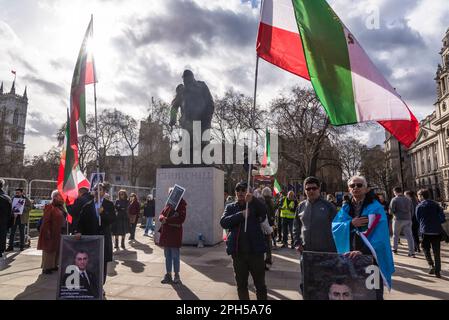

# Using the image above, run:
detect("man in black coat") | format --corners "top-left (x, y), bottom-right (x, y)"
top-left (220, 182), bottom-right (267, 300)
top-left (75, 183), bottom-right (116, 286)
top-left (67, 187), bottom-right (93, 234)
top-left (0, 179), bottom-right (12, 258)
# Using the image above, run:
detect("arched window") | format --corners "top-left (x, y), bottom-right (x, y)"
top-left (443, 103), bottom-right (447, 112)
top-left (13, 109), bottom-right (19, 125)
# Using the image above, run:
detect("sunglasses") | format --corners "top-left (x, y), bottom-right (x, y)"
top-left (235, 188), bottom-right (247, 193)
top-left (349, 183), bottom-right (364, 189)
top-left (305, 187), bottom-right (319, 191)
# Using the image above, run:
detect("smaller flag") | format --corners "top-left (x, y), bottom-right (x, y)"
top-left (273, 179), bottom-right (282, 196)
top-left (261, 128), bottom-right (271, 168)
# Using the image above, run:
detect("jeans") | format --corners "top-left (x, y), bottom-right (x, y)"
top-left (144, 217), bottom-right (155, 234)
top-left (164, 247), bottom-right (180, 274)
top-left (277, 216), bottom-right (283, 241)
top-left (129, 223), bottom-right (137, 240)
top-left (9, 218), bottom-right (25, 249)
top-left (282, 218), bottom-right (294, 246)
top-left (393, 219), bottom-right (414, 254)
top-left (422, 234), bottom-right (441, 273)
top-left (232, 253), bottom-right (267, 300)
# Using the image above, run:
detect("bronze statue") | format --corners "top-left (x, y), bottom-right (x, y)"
top-left (170, 70), bottom-right (215, 164)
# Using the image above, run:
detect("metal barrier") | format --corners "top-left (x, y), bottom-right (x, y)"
top-left (0, 177), bottom-right (29, 196)
top-left (28, 179), bottom-right (57, 201)
top-left (109, 184), bottom-right (154, 202)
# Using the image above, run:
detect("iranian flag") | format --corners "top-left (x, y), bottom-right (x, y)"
top-left (70, 16), bottom-right (97, 144)
top-left (273, 179), bottom-right (282, 196)
top-left (257, 0), bottom-right (419, 148)
top-left (261, 128), bottom-right (271, 168)
top-left (57, 111), bottom-right (90, 206)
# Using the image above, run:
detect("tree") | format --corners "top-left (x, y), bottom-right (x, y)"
top-left (269, 87), bottom-right (343, 179)
top-left (337, 138), bottom-right (363, 180)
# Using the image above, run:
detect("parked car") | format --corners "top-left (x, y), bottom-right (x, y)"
top-left (34, 199), bottom-right (51, 210)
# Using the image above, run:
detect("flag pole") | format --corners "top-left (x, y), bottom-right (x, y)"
top-left (91, 14), bottom-right (102, 226)
top-left (245, 0), bottom-right (264, 233)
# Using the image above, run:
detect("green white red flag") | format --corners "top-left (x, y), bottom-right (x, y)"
top-left (273, 179), bottom-right (282, 196)
top-left (70, 16), bottom-right (96, 147)
top-left (57, 111), bottom-right (90, 207)
top-left (256, 0), bottom-right (419, 148)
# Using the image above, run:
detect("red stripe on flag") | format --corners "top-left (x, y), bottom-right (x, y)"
top-left (257, 22), bottom-right (310, 80)
top-left (85, 62), bottom-right (96, 85)
top-left (378, 110), bottom-right (419, 148)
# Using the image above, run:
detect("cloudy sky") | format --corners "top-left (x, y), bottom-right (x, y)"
top-left (0, 0), bottom-right (448, 158)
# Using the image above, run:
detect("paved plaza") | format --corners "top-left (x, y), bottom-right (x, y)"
top-left (1, 230), bottom-right (449, 300)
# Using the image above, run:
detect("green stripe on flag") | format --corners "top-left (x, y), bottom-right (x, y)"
top-left (292, 0), bottom-right (357, 124)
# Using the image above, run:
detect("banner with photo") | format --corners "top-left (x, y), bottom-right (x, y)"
top-left (302, 251), bottom-right (377, 300)
top-left (11, 198), bottom-right (26, 215)
top-left (57, 235), bottom-right (104, 300)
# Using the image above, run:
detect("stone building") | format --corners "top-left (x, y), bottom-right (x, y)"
top-left (405, 28), bottom-right (449, 201)
top-left (0, 81), bottom-right (28, 176)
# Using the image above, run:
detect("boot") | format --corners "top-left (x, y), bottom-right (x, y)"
top-left (121, 238), bottom-right (125, 249)
top-left (114, 238), bottom-right (119, 249)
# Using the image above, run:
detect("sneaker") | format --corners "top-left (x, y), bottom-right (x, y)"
top-left (429, 266), bottom-right (435, 275)
top-left (393, 250), bottom-right (398, 254)
top-left (5, 247), bottom-right (13, 252)
top-left (408, 253), bottom-right (416, 258)
top-left (436, 272), bottom-right (441, 278)
top-left (161, 273), bottom-right (173, 284)
top-left (20, 247), bottom-right (24, 252)
top-left (265, 264), bottom-right (270, 271)
top-left (173, 274), bottom-right (182, 284)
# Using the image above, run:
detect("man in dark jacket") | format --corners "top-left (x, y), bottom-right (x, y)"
top-left (75, 183), bottom-right (116, 286)
top-left (0, 179), bottom-right (12, 258)
top-left (416, 188), bottom-right (446, 278)
top-left (220, 182), bottom-right (267, 300)
top-left (67, 187), bottom-right (92, 235)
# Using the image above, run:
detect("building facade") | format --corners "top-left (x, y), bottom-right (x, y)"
top-left (406, 28), bottom-right (449, 201)
top-left (0, 81), bottom-right (28, 176)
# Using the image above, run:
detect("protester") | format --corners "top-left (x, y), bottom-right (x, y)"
top-left (332, 176), bottom-right (395, 300)
top-left (76, 183), bottom-right (116, 285)
top-left (405, 191), bottom-right (421, 253)
top-left (416, 188), bottom-right (446, 278)
top-left (390, 187), bottom-right (415, 257)
top-left (128, 193), bottom-right (140, 241)
top-left (67, 187), bottom-right (92, 235)
top-left (274, 193), bottom-right (283, 244)
top-left (158, 188), bottom-right (187, 285)
top-left (143, 195), bottom-right (156, 237)
top-left (293, 177), bottom-right (337, 294)
top-left (0, 179), bottom-right (12, 258)
top-left (220, 182), bottom-right (267, 300)
top-left (112, 190), bottom-right (129, 249)
top-left (377, 194), bottom-right (393, 238)
top-left (5, 188), bottom-right (31, 252)
top-left (261, 187), bottom-right (275, 270)
top-left (37, 190), bottom-right (68, 274)
top-left (280, 191), bottom-right (297, 248)
top-left (326, 194), bottom-right (338, 209)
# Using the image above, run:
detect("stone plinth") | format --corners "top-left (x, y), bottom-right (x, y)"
top-left (154, 166), bottom-right (224, 246)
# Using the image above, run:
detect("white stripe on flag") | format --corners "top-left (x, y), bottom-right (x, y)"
top-left (261, 0), bottom-right (298, 33)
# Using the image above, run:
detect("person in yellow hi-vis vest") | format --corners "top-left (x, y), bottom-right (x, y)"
top-left (280, 191), bottom-right (298, 249)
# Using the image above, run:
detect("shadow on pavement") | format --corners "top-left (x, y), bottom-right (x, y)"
top-left (392, 279), bottom-right (449, 299)
top-left (14, 273), bottom-right (56, 300)
top-left (170, 283), bottom-right (200, 300)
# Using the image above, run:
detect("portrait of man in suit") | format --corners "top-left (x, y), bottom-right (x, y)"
top-left (60, 250), bottom-right (99, 299)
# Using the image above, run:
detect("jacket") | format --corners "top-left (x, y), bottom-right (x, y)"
top-left (0, 190), bottom-right (12, 226)
top-left (280, 197), bottom-right (297, 219)
top-left (220, 198), bottom-right (267, 256)
top-left (143, 200), bottom-right (155, 217)
top-left (416, 200), bottom-right (446, 235)
top-left (67, 193), bottom-right (93, 233)
top-left (37, 204), bottom-right (66, 253)
top-left (77, 198), bottom-right (117, 262)
top-left (128, 200), bottom-right (141, 224)
top-left (158, 199), bottom-right (187, 248)
top-left (293, 198), bottom-right (337, 252)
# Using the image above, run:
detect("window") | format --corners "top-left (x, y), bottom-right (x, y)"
top-left (427, 147), bottom-right (432, 173)
top-left (13, 109), bottom-right (19, 126)
top-left (434, 144), bottom-right (439, 170)
top-left (115, 176), bottom-right (121, 182)
top-left (443, 103), bottom-right (447, 112)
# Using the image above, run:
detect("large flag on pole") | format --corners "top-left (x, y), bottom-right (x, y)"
top-left (256, 0), bottom-right (419, 148)
top-left (70, 16), bottom-right (97, 143)
top-left (57, 111), bottom-right (90, 206)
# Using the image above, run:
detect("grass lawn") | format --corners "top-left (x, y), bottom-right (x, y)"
top-left (29, 209), bottom-right (43, 228)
